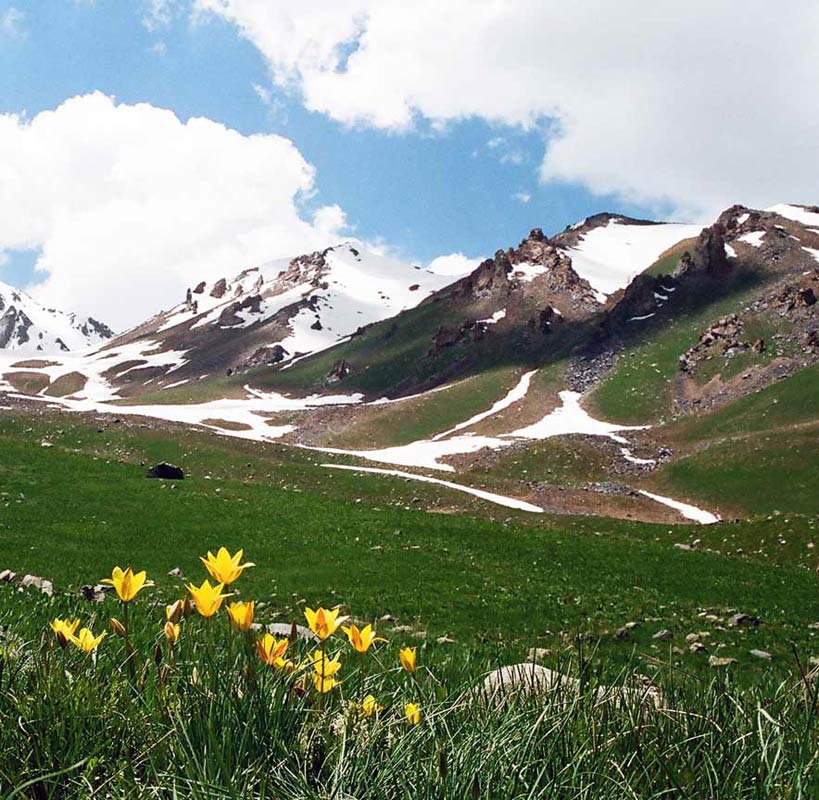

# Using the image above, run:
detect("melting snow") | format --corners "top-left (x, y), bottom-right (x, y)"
top-left (628, 313), bottom-right (656, 322)
top-left (766, 203), bottom-right (819, 228)
top-left (564, 220), bottom-right (703, 297)
top-left (738, 231), bottom-right (765, 248)
top-left (478, 309), bottom-right (507, 325)
top-left (803, 247), bottom-right (819, 264)
top-left (736, 213), bottom-right (750, 225)
top-left (432, 371), bottom-right (535, 440)
top-left (322, 464), bottom-right (543, 513)
top-left (638, 490), bottom-right (719, 525)
top-left (724, 243), bottom-right (737, 258)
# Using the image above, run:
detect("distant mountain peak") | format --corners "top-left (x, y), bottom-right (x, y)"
top-left (0, 281), bottom-right (113, 353)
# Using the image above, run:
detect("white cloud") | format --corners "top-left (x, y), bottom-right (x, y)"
top-left (142, 0), bottom-right (174, 31)
top-left (195, 0), bottom-right (819, 218)
top-left (0, 93), bottom-right (347, 329)
top-left (427, 252), bottom-right (482, 277)
top-left (1, 6), bottom-right (24, 37)
top-left (514, 192), bottom-right (531, 204)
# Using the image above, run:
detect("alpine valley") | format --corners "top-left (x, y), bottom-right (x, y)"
top-left (2, 201), bottom-right (817, 526)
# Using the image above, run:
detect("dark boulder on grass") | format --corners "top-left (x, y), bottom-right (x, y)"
top-left (146, 462), bottom-right (185, 480)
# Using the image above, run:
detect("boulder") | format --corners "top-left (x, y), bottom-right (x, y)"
top-left (19, 574), bottom-right (54, 597)
top-left (146, 462), bottom-right (185, 480)
top-left (477, 663), bottom-right (662, 709)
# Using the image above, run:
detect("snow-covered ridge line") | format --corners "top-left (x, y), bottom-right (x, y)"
top-left (0, 280), bottom-right (112, 354)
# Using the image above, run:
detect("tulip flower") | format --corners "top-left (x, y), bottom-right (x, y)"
top-left (405, 702), bottom-right (422, 725)
top-left (165, 600), bottom-right (184, 624)
top-left (186, 579), bottom-right (231, 618)
top-left (361, 694), bottom-right (383, 718)
top-left (256, 634), bottom-right (289, 666)
top-left (399, 647), bottom-right (417, 674)
top-left (101, 566), bottom-right (153, 603)
top-left (312, 673), bottom-right (340, 693)
top-left (109, 618), bottom-right (127, 638)
top-left (69, 627), bottom-right (106, 654)
top-left (305, 607), bottom-right (347, 640)
top-left (50, 617), bottom-right (79, 646)
top-left (200, 547), bottom-right (255, 585)
top-left (342, 623), bottom-right (387, 653)
top-left (164, 620), bottom-right (180, 645)
top-left (308, 649), bottom-right (342, 678)
top-left (226, 600), bottom-right (255, 632)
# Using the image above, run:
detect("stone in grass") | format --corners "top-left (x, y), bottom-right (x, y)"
top-left (478, 663), bottom-right (663, 709)
top-left (527, 647), bottom-right (552, 661)
top-left (689, 642), bottom-right (707, 654)
top-left (709, 655), bottom-right (737, 667)
top-left (80, 584), bottom-right (110, 603)
top-left (0, 570), bottom-right (17, 583)
top-left (146, 462), bottom-right (185, 480)
top-left (750, 649), bottom-right (773, 661)
top-left (729, 613), bottom-right (761, 627)
top-left (653, 629), bottom-right (674, 640)
top-left (19, 574), bottom-right (54, 597)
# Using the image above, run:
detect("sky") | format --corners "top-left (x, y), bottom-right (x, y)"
top-left (1, 0), bottom-right (818, 330)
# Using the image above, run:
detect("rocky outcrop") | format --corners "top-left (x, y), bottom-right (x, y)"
top-left (674, 225), bottom-right (731, 280)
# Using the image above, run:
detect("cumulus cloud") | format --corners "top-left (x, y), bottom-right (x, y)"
top-left (0, 93), bottom-right (347, 329)
top-left (427, 253), bottom-right (482, 277)
top-left (196, 0), bottom-right (819, 218)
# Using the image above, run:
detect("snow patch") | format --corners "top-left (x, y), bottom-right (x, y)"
top-left (638, 490), bottom-right (719, 525)
top-left (322, 464), bottom-right (543, 513)
top-left (563, 220), bottom-right (703, 296)
top-left (766, 203), bottom-right (819, 228)
top-left (738, 231), bottom-right (765, 248)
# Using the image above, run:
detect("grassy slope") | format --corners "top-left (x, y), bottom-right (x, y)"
top-left (648, 364), bottom-right (819, 516)
top-left (588, 277), bottom-right (768, 424)
top-left (1, 410), bottom-right (816, 677)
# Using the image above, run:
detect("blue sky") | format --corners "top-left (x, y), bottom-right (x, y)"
top-left (1, 0), bottom-right (814, 327)
top-left (0, 0), bottom-right (659, 291)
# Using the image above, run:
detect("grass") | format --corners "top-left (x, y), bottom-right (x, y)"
top-left (587, 276), bottom-right (768, 424)
top-left (0, 409), bottom-right (817, 677)
top-left (2, 585), bottom-right (818, 798)
top-left (322, 366), bottom-right (522, 448)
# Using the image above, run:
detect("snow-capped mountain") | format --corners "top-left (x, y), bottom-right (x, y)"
top-left (0, 280), bottom-right (113, 353)
top-left (88, 242), bottom-right (467, 396)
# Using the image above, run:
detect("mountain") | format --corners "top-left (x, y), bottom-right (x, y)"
top-left (0, 280), bottom-right (113, 353)
top-left (90, 242), bottom-right (464, 396)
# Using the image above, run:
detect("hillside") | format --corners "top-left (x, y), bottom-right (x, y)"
top-left (1, 203), bottom-right (817, 528)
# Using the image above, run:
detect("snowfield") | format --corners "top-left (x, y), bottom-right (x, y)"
top-left (563, 219), bottom-right (703, 298)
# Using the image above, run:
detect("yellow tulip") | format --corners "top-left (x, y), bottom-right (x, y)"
top-left (186, 579), bottom-right (231, 618)
top-left (304, 607), bottom-right (347, 640)
top-left (164, 620), bottom-right (180, 645)
top-left (405, 702), bottom-right (421, 725)
top-left (399, 647), bottom-right (417, 674)
top-left (342, 623), bottom-right (387, 653)
top-left (50, 617), bottom-right (79, 648)
top-left (165, 600), bottom-right (184, 624)
top-left (361, 694), bottom-right (383, 718)
top-left (256, 634), bottom-right (289, 666)
top-left (308, 649), bottom-right (342, 678)
top-left (199, 547), bottom-right (255, 584)
top-left (226, 600), bottom-right (255, 632)
top-left (101, 566), bottom-right (153, 603)
top-left (69, 627), bottom-right (106, 654)
top-left (312, 672), bottom-right (340, 693)
top-left (273, 656), bottom-right (296, 673)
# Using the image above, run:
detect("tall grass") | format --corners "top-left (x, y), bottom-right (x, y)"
top-left (1, 587), bottom-right (817, 799)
